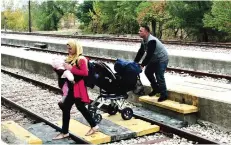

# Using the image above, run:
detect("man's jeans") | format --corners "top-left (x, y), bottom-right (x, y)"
top-left (144, 60), bottom-right (168, 97)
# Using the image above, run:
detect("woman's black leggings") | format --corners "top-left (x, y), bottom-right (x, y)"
top-left (61, 91), bottom-right (96, 134)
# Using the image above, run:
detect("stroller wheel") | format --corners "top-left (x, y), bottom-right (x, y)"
top-left (121, 107), bottom-right (133, 120)
top-left (88, 105), bottom-right (97, 113)
top-left (94, 114), bottom-right (102, 124)
top-left (107, 104), bottom-right (118, 115)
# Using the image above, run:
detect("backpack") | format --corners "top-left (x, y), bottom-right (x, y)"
top-left (84, 60), bottom-right (96, 88)
top-left (74, 56), bottom-right (96, 89)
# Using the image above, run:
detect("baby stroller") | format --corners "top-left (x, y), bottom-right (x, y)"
top-left (87, 59), bottom-right (144, 123)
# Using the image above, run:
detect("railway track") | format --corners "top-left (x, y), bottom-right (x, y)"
top-left (1, 98), bottom-right (88, 144)
top-left (1, 72), bottom-right (89, 144)
top-left (1, 69), bottom-right (219, 144)
top-left (1, 103), bottom-right (35, 124)
top-left (2, 43), bottom-right (231, 81)
top-left (2, 31), bottom-right (231, 49)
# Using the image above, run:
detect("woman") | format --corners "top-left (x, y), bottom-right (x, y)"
top-left (53, 39), bottom-right (99, 140)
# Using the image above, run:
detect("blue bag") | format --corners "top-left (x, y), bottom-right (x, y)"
top-left (114, 59), bottom-right (142, 75)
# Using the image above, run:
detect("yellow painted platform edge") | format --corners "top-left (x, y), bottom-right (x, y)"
top-left (2, 120), bottom-right (42, 144)
top-left (139, 96), bottom-right (198, 114)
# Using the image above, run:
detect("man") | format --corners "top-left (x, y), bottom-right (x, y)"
top-left (134, 25), bottom-right (168, 102)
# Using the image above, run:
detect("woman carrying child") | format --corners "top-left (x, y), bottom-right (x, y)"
top-left (53, 39), bottom-right (99, 140)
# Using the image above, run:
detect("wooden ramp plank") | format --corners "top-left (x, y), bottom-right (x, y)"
top-left (74, 116), bottom-right (136, 142)
top-left (56, 119), bottom-right (111, 144)
top-left (2, 121), bottom-right (42, 144)
top-left (102, 113), bottom-right (159, 136)
top-left (139, 96), bottom-right (198, 114)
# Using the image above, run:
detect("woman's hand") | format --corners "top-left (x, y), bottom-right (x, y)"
top-left (64, 63), bottom-right (72, 70)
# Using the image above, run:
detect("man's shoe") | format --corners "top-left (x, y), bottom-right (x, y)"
top-left (148, 91), bottom-right (157, 96)
top-left (158, 96), bottom-right (167, 102)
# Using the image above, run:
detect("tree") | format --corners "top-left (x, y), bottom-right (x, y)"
top-left (167, 1), bottom-right (212, 41)
top-left (2, 8), bottom-right (28, 31)
top-left (114, 1), bottom-right (141, 34)
top-left (88, 1), bottom-right (103, 33)
top-left (94, 1), bottom-right (119, 34)
top-left (2, 0), bottom-right (18, 30)
top-left (1, 12), bottom-right (7, 30)
top-left (76, 1), bottom-right (94, 24)
top-left (33, 1), bottom-right (77, 31)
top-left (2, 0), bottom-right (14, 10)
top-left (86, 1), bottom-right (140, 34)
top-left (136, 1), bottom-right (169, 38)
top-left (203, 1), bottom-right (231, 34)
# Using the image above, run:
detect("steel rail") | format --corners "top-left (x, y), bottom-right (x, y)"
top-left (1, 69), bottom-right (219, 144)
top-left (1, 69), bottom-right (62, 94)
top-left (133, 114), bottom-right (219, 144)
top-left (2, 31), bottom-right (231, 48)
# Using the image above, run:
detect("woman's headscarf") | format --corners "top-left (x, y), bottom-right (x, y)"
top-left (65, 39), bottom-right (83, 66)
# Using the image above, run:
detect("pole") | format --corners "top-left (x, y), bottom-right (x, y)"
top-left (28, 0), bottom-right (31, 32)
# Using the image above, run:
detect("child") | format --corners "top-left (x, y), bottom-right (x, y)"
top-left (51, 57), bottom-right (75, 109)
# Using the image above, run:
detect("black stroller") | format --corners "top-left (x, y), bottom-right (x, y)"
top-left (87, 59), bottom-right (144, 123)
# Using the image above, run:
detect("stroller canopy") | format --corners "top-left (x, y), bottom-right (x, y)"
top-left (92, 60), bottom-right (141, 95)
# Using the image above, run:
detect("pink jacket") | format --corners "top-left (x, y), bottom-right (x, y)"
top-left (70, 58), bottom-right (90, 103)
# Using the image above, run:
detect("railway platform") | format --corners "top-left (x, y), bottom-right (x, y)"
top-left (2, 34), bottom-right (231, 75)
